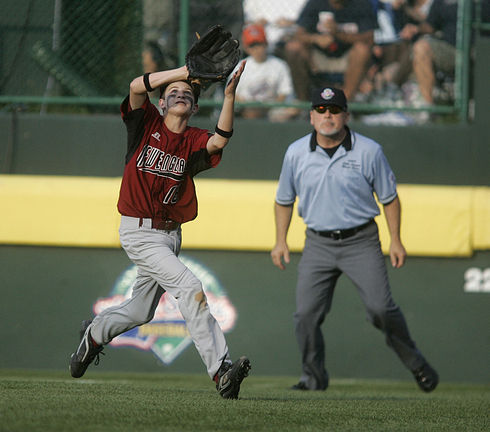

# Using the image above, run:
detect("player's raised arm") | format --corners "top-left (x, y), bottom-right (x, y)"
top-left (129, 66), bottom-right (189, 110)
top-left (207, 60), bottom-right (246, 154)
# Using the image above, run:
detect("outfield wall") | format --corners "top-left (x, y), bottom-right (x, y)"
top-left (0, 38), bottom-right (488, 382)
top-left (1, 175), bottom-right (490, 255)
top-left (0, 245), bottom-right (489, 383)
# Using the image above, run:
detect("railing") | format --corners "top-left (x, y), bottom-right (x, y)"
top-left (0, 0), bottom-right (487, 122)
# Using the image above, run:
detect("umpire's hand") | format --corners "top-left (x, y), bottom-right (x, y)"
top-left (390, 239), bottom-right (407, 268)
top-left (271, 242), bottom-right (290, 270)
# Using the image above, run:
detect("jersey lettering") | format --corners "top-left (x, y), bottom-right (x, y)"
top-left (136, 145), bottom-right (187, 178)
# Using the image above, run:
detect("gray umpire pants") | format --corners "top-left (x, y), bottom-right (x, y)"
top-left (90, 216), bottom-right (230, 379)
top-left (295, 221), bottom-right (426, 390)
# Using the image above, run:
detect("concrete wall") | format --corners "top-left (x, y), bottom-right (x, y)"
top-left (1, 245), bottom-right (489, 383)
top-left (1, 113), bottom-right (489, 186)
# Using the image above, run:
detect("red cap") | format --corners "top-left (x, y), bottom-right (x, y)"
top-left (242, 24), bottom-right (267, 46)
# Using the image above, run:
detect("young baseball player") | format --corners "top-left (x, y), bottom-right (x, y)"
top-left (69, 59), bottom-right (251, 399)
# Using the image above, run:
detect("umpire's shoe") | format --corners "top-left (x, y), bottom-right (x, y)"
top-left (413, 362), bottom-right (439, 392)
top-left (69, 320), bottom-right (104, 378)
top-left (215, 356), bottom-right (251, 399)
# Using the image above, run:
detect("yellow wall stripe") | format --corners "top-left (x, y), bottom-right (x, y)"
top-left (1, 175), bottom-right (488, 256)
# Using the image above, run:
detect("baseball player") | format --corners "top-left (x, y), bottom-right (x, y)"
top-left (70, 27), bottom-right (251, 399)
top-left (271, 87), bottom-right (438, 392)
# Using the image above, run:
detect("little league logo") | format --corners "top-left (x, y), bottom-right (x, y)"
top-left (93, 255), bottom-right (237, 365)
top-left (321, 88), bottom-right (335, 100)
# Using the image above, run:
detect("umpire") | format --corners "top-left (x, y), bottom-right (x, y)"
top-left (271, 87), bottom-right (438, 392)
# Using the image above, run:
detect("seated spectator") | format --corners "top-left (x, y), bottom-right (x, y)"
top-left (142, 0), bottom-right (178, 70)
top-left (141, 41), bottom-right (166, 99)
top-left (400, 0), bottom-right (457, 106)
top-left (142, 41), bottom-right (165, 73)
top-left (284, 0), bottom-right (377, 101)
top-left (358, 0), bottom-right (413, 104)
top-left (243, 0), bottom-right (308, 56)
top-left (401, 0), bottom-right (434, 26)
top-left (189, 1), bottom-right (244, 54)
top-left (228, 24), bottom-right (297, 122)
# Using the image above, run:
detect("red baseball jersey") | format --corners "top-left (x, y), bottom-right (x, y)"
top-left (117, 96), bottom-right (221, 223)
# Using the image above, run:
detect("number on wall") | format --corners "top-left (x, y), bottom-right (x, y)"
top-left (464, 267), bottom-right (490, 293)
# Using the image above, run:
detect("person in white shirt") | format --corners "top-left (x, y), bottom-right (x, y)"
top-left (230, 24), bottom-right (297, 121)
top-left (243, 0), bottom-right (308, 54)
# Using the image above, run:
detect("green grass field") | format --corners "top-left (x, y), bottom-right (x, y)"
top-left (1, 369), bottom-right (488, 432)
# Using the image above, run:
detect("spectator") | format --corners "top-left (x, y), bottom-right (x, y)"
top-left (243, 0), bottom-right (308, 56)
top-left (400, 0), bottom-right (434, 25)
top-left (188, 1), bottom-right (244, 103)
top-left (284, 0), bottom-right (377, 101)
top-left (358, 0), bottom-right (413, 104)
top-left (143, 0), bottom-right (178, 70)
top-left (141, 41), bottom-right (167, 99)
top-left (188, 1), bottom-right (244, 53)
top-left (229, 24), bottom-right (297, 122)
top-left (400, 0), bottom-right (458, 106)
top-left (142, 41), bottom-right (165, 73)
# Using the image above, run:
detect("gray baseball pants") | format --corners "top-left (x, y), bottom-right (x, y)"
top-left (295, 221), bottom-right (426, 390)
top-left (90, 216), bottom-right (230, 379)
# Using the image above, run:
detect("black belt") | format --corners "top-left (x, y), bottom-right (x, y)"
top-left (310, 219), bottom-right (374, 240)
top-left (138, 217), bottom-right (180, 231)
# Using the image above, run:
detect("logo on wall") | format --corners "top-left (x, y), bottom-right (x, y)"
top-left (93, 255), bottom-right (237, 364)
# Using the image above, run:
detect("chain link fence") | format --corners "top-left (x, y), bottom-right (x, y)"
top-left (1, 0), bottom-right (142, 101)
top-left (0, 0), bottom-right (488, 120)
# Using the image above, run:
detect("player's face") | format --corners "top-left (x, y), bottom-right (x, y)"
top-left (310, 105), bottom-right (349, 138)
top-left (245, 43), bottom-right (267, 62)
top-left (161, 82), bottom-right (196, 115)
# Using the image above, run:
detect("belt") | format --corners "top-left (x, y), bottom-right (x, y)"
top-left (310, 219), bottom-right (374, 240)
top-left (138, 217), bottom-right (180, 231)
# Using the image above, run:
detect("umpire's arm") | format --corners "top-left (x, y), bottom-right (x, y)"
top-left (271, 202), bottom-right (294, 270)
top-left (383, 196), bottom-right (407, 269)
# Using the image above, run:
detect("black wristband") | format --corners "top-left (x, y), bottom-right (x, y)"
top-left (143, 73), bottom-right (154, 93)
top-left (215, 125), bottom-right (233, 138)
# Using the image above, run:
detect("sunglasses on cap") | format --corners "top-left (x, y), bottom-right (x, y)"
top-left (313, 105), bottom-right (344, 114)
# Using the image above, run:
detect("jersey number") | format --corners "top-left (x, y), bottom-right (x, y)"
top-left (163, 185), bottom-right (180, 205)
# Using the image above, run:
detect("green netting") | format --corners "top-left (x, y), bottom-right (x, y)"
top-left (1, 0), bottom-right (142, 98)
top-left (0, 0), bottom-right (488, 120)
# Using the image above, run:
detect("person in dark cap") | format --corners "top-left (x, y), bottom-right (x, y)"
top-left (271, 87), bottom-right (439, 392)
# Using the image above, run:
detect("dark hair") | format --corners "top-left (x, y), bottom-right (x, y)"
top-left (144, 41), bottom-right (165, 69)
top-left (159, 80), bottom-right (201, 103)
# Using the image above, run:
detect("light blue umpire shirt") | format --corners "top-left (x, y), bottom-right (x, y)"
top-left (275, 127), bottom-right (398, 231)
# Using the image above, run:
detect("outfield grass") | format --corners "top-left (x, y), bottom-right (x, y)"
top-left (1, 369), bottom-right (488, 432)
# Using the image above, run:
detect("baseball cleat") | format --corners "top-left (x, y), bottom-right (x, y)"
top-left (69, 320), bottom-right (104, 378)
top-left (216, 356), bottom-right (251, 399)
top-left (291, 381), bottom-right (309, 390)
top-left (413, 362), bottom-right (439, 392)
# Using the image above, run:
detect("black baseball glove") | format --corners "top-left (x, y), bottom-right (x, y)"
top-left (185, 25), bottom-right (240, 87)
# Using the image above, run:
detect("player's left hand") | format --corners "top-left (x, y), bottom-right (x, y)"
top-left (390, 240), bottom-right (407, 268)
top-left (225, 60), bottom-right (246, 97)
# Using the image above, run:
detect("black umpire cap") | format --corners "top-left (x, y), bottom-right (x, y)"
top-left (311, 87), bottom-right (348, 111)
